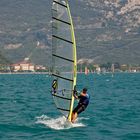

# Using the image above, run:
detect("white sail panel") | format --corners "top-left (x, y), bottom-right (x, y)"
top-left (51, 0), bottom-right (77, 119)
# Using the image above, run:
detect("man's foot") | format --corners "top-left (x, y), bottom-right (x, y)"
top-left (71, 119), bottom-right (75, 123)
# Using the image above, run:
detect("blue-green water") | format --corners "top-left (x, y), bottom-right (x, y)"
top-left (0, 73), bottom-right (140, 140)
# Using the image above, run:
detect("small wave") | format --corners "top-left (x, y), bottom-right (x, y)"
top-left (77, 117), bottom-right (90, 120)
top-left (35, 115), bottom-right (86, 130)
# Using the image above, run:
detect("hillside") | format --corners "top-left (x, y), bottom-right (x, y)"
top-left (0, 0), bottom-right (52, 65)
top-left (0, 0), bottom-right (140, 65)
top-left (71, 0), bottom-right (140, 64)
top-left (0, 51), bottom-right (10, 64)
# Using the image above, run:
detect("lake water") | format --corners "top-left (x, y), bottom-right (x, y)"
top-left (0, 73), bottom-right (140, 140)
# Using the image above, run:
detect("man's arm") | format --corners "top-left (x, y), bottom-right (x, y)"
top-left (80, 92), bottom-right (87, 97)
top-left (73, 90), bottom-right (81, 99)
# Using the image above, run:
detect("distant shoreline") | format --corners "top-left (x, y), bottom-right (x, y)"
top-left (0, 72), bottom-right (139, 75)
top-left (0, 72), bottom-right (50, 75)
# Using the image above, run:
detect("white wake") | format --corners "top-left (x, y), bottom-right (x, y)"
top-left (36, 115), bottom-right (86, 130)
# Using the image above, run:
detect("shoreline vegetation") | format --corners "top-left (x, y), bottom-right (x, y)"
top-left (0, 72), bottom-right (50, 75)
top-left (0, 71), bottom-right (140, 75)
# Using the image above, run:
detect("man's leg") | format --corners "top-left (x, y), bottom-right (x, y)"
top-left (71, 112), bottom-right (78, 123)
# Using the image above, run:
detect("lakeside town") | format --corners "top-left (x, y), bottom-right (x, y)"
top-left (0, 57), bottom-right (140, 74)
top-left (0, 58), bottom-right (48, 74)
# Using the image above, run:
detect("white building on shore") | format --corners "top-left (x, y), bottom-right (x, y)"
top-left (12, 58), bottom-right (35, 72)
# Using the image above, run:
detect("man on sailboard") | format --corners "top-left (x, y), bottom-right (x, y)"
top-left (71, 88), bottom-right (90, 123)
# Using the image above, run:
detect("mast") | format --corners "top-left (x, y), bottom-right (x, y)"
top-left (66, 0), bottom-right (77, 121)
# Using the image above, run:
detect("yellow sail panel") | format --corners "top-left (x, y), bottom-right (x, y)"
top-left (66, 0), bottom-right (77, 121)
top-left (51, 0), bottom-right (77, 121)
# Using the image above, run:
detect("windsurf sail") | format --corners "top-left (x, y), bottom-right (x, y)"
top-left (111, 64), bottom-right (114, 77)
top-left (51, 0), bottom-right (77, 122)
top-left (85, 66), bottom-right (89, 75)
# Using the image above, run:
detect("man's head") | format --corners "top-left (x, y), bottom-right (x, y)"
top-left (83, 88), bottom-right (87, 94)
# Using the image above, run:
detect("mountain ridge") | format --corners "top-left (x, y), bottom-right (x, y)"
top-left (0, 0), bottom-right (140, 65)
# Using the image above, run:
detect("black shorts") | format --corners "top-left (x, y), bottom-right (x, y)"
top-left (73, 103), bottom-right (87, 114)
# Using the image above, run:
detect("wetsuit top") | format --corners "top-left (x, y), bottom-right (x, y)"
top-left (78, 93), bottom-right (90, 106)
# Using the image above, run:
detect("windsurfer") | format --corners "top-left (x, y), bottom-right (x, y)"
top-left (71, 88), bottom-right (90, 123)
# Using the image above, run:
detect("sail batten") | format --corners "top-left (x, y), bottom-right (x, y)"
top-left (52, 35), bottom-right (73, 44)
top-left (52, 94), bottom-right (71, 100)
top-left (52, 54), bottom-right (74, 62)
top-left (53, 0), bottom-right (67, 7)
top-left (52, 74), bottom-right (74, 82)
top-left (52, 17), bottom-right (71, 25)
top-left (51, 0), bottom-right (77, 122)
top-left (52, 93), bottom-right (72, 100)
top-left (57, 108), bottom-right (70, 112)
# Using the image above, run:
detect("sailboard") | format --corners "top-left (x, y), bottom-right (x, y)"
top-left (51, 0), bottom-right (77, 122)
